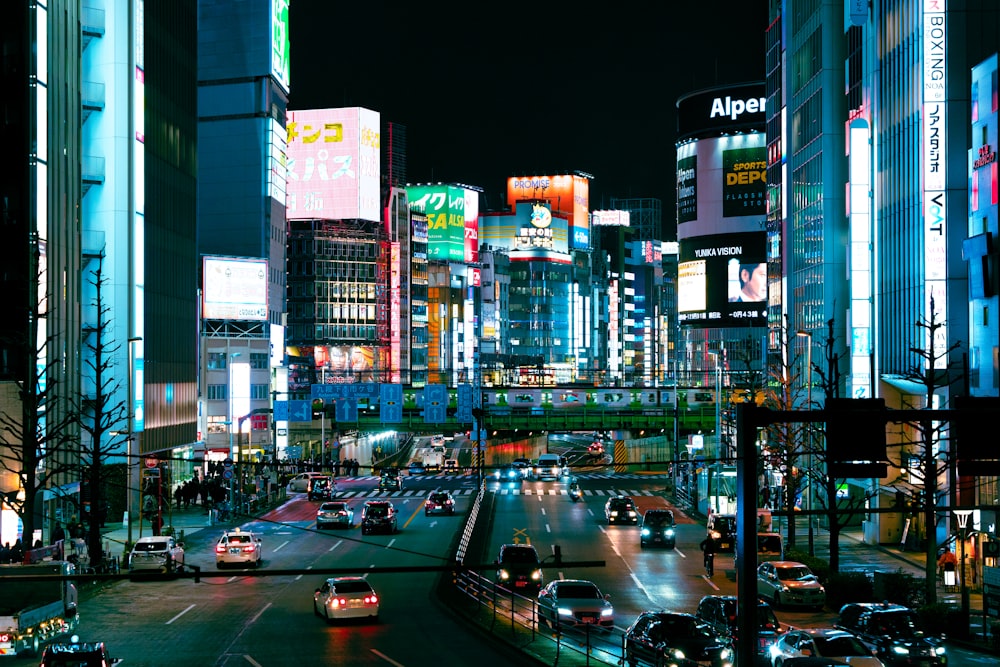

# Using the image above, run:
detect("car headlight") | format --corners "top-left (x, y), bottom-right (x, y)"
top-left (557, 607), bottom-right (573, 616)
top-left (610, 511), bottom-right (619, 517)
top-left (499, 569), bottom-right (510, 580)
top-left (665, 528), bottom-right (675, 536)
top-left (670, 649), bottom-right (685, 660)
top-left (531, 569), bottom-right (542, 581)
top-left (641, 528), bottom-right (651, 536)
top-left (718, 648), bottom-right (732, 660)
top-left (710, 531), bottom-right (721, 539)
top-left (600, 608), bottom-right (613, 617)
top-left (891, 645), bottom-right (910, 655)
top-left (934, 646), bottom-right (946, 656)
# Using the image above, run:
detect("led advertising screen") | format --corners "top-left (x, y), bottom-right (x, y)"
top-left (464, 188), bottom-right (479, 263)
top-left (677, 232), bottom-right (766, 328)
top-left (592, 210), bottom-right (630, 227)
top-left (286, 107), bottom-right (381, 223)
top-left (407, 184), bottom-right (467, 262)
top-left (676, 133), bottom-right (767, 238)
top-left (202, 256), bottom-right (268, 321)
top-left (479, 202), bottom-right (570, 258)
top-left (270, 0), bottom-right (290, 93)
top-left (676, 83), bottom-right (766, 139)
top-left (506, 174), bottom-right (590, 249)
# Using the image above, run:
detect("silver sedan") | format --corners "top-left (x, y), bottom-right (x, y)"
top-left (316, 501), bottom-right (354, 529)
top-left (536, 579), bottom-right (614, 631)
top-left (769, 628), bottom-right (884, 667)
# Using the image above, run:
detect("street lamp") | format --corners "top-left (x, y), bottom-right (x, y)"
top-left (229, 352), bottom-right (241, 509)
top-left (126, 336), bottom-right (142, 548)
top-left (796, 329), bottom-right (814, 555)
top-left (954, 509), bottom-right (973, 623)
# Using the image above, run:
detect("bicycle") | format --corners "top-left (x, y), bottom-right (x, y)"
top-left (704, 552), bottom-right (715, 578)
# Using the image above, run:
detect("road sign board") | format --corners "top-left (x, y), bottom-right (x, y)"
top-left (222, 469), bottom-right (234, 480)
top-left (144, 457), bottom-right (158, 468)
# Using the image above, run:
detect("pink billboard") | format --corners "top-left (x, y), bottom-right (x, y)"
top-left (286, 107), bottom-right (381, 222)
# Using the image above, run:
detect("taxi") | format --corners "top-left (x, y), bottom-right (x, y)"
top-left (215, 528), bottom-right (263, 568)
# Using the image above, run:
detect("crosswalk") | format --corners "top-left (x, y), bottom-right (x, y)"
top-left (331, 487), bottom-right (659, 499)
top-left (347, 471), bottom-right (668, 482)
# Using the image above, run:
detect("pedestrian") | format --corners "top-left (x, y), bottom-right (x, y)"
top-left (761, 486), bottom-right (771, 510)
top-left (352, 459), bottom-right (360, 476)
top-left (52, 523), bottom-right (66, 545)
top-left (334, 459), bottom-right (341, 477)
top-left (699, 536), bottom-right (716, 577)
top-left (10, 538), bottom-right (24, 565)
top-left (174, 484), bottom-right (183, 509)
top-left (0, 542), bottom-right (9, 564)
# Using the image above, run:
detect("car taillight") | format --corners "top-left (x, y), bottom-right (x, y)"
top-left (215, 544), bottom-right (226, 553)
top-left (365, 594), bottom-right (378, 604)
top-left (332, 597), bottom-right (347, 608)
top-left (242, 545), bottom-right (255, 552)
top-left (337, 511), bottom-right (347, 516)
top-left (445, 499), bottom-right (453, 505)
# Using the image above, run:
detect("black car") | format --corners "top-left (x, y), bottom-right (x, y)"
top-left (307, 477), bottom-right (335, 501)
top-left (624, 611), bottom-right (734, 667)
top-left (695, 595), bottom-right (782, 660)
top-left (39, 640), bottom-right (121, 667)
top-left (378, 473), bottom-right (402, 492)
top-left (835, 602), bottom-right (947, 666)
top-left (495, 543), bottom-right (543, 593)
top-left (360, 500), bottom-right (398, 535)
top-left (640, 509), bottom-right (676, 548)
top-left (605, 495), bottom-right (639, 525)
top-left (706, 512), bottom-right (737, 552)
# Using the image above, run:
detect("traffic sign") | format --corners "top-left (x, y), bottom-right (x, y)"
top-left (223, 457), bottom-right (234, 469)
top-left (144, 457), bottom-right (158, 468)
top-left (222, 469), bottom-right (234, 480)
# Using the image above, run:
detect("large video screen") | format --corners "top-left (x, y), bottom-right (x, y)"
top-left (677, 232), bottom-right (767, 328)
top-left (202, 256), bottom-right (268, 321)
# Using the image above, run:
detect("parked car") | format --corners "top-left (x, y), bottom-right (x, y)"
top-left (768, 628), bottom-right (884, 667)
top-left (307, 476), bottom-right (335, 501)
top-left (624, 610), bottom-right (734, 667)
top-left (706, 512), bottom-right (737, 552)
top-left (128, 535), bottom-right (185, 573)
top-left (360, 500), bottom-right (398, 535)
top-left (39, 639), bottom-right (121, 667)
top-left (313, 576), bottom-right (380, 622)
top-left (695, 595), bottom-right (783, 660)
top-left (214, 528), bottom-right (263, 568)
top-left (495, 543), bottom-right (543, 593)
top-left (756, 561), bottom-right (826, 609)
top-left (424, 491), bottom-right (456, 515)
top-left (640, 509), bottom-right (676, 548)
top-left (536, 579), bottom-right (613, 631)
top-left (605, 495), bottom-right (639, 525)
top-left (287, 472), bottom-right (329, 492)
top-left (835, 602), bottom-right (946, 666)
top-left (316, 501), bottom-right (354, 529)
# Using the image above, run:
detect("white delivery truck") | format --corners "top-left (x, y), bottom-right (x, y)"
top-left (0, 561), bottom-right (79, 657)
top-left (420, 445), bottom-right (447, 471)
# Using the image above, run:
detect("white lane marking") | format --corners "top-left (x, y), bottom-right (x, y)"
top-left (674, 547), bottom-right (688, 559)
top-left (701, 575), bottom-right (720, 590)
top-left (605, 532), bottom-right (655, 604)
top-left (166, 604), bottom-right (196, 625)
top-left (370, 649), bottom-right (405, 666)
top-left (248, 602), bottom-right (271, 625)
top-left (243, 657), bottom-right (263, 667)
top-left (328, 540), bottom-right (343, 552)
top-left (297, 565), bottom-right (312, 581)
top-left (545, 524), bottom-right (551, 533)
top-left (387, 538), bottom-right (396, 548)
top-left (540, 507), bottom-right (547, 516)
top-left (272, 540), bottom-right (290, 553)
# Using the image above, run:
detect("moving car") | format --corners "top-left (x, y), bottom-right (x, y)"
top-left (378, 473), bottom-right (402, 492)
top-left (360, 500), bottom-right (398, 535)
top-left (493, 464), bottom-right (523, 484)
top-left (835, 602), bottom-right (946, 666)
top-left (316, 501), bottom-right (354, 529)
top-left (307, 476), bottom-right (335, 501)
top-left (536, 579), bottom-right (613, 631)
top-left (532, 453), bottom-right (567, 480)
top-left (425, 491), bottom-right (456, 515)
top-left (768, 628), bottom-right (884, 667)
top-left (640, 509), bottom-right (676, 548)
top-left (287, 471), bottom-right (329, 492)
top-left (215, 528), bottom-right (263, 568)
top-left (605, 495), bottom-right (639, 525)
top-left (695, 595), bottom-right (783, 660)
top-left (706, 512), bottom-right (737, 552)
top-left (624, 611), bottom-right (734, 667)
top-left (757, 561), bottom-right (826, 609)
top-left (407, 461), bottom-right (426, 475)
top-left (313, 576), bottom-right (380, 622)
top-left (444, 459), bottom-right (459, 472)
top-left (39, 638), bottom-right (121, 667)
top-left (495, 543), bottom-right (543, 592)
top-left (128, 535), bottom-right (185, 573)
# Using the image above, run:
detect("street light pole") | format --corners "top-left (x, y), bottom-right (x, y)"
top-left (796, 330), bottom-right (814, 555)
top-left (126, 337), bottom-right (142, 549)
top-left (229, 351), bottom-right (241, 510)
top-left (955, 509), bottom-right (973, 624)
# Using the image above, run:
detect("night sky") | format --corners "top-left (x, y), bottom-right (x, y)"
top-left (287, 2), bottom-right (768, 238)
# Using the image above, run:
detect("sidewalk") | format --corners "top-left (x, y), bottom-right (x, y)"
top-left (98, 502), bottom-right (243, 559)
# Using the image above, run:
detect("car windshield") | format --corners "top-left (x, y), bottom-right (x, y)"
top-left (758, 535), bottom-right (782, 552)
top-left (815, 635), bottom-right (870, 656)
top-left (878, 611), bottom-right (922, 638)
top-left (758, 605), bottom-right (779, 630)
top-left (611, 499), bottom-right (634, 509)
top-left (557, 583), bottom-right (601, 599)
top-left (645, 512), bottom-right (674, 526)
top-left (366, 505), bottom-right (389, 518)
top-left (715, 517), bottom-right (735, 532)
top-left (320, 503), bottom-right (345, 511)
top-left (430, 493), bottom-right (449, 502)
top-left (654, 615), bottom-right (699, 638)
top-left (502, 548), bottom-right (538, 564)
top-left (226, 535), bottom-right (251, 544)
top-left (776, 565), bottom-right (814, 581)
top-left (332, 580), bottom-right (373, 594)
top-left (133, 541), bottom-right (168, 552)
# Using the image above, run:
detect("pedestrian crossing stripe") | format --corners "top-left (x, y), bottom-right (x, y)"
top-left (330, 487), bottom-right (657, 499)
top-left (343, 472), bottom-right (668, 481)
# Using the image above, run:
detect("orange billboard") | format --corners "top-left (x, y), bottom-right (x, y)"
top-left (506, 174), bottom-right (590, 248)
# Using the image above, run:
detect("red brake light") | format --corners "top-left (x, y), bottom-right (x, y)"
top-left (365, 594), bottom-right (378, 604)
top-left (332, 597), bottom-right (347, 608)
top-left (215, 544), bottom-right (226, 553)
top-left (243, 545), bottom-right (255, 553)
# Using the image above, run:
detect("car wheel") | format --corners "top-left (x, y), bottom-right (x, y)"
top-left (217, 562), bottom-right (224, 568)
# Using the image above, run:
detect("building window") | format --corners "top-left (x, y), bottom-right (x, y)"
top-left (207, 352), bottom-right (227, 370)
top-left (207, 415), bottom-right (228, 434)
top-left (251, 384), bottom-right (269, 399)
top-left (207, 384), bottom-right (228, 400)
top-left (250, 353), bottom-right (268, 369)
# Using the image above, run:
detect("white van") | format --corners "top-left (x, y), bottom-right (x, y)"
top-left (533, 454), bottom-right (567, 480)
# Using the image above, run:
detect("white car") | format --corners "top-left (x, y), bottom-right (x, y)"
top-left (287, 472), bottom-right (329, 492)
top-left (215, 529), bottom-right (263, 568)
top-left (769, 628), bottom-right (884, 667)
top-left (757, 561), bottom-right (826, 609)
top-left (313, 576), bottom-right (380, 622)
top-left (128, 535), bottom-right (185, 573)
top-left (536, 579), bottom-right (614, 631)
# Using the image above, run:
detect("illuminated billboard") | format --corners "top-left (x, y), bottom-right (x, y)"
top-left (286, 107), bottom-right (381, 223)
top-left (407, 184), bottom-right (468, 262)
top-left (202, 256), bottom-right (268, 321)
top-left (592, 210), bottom-right (630, 227)
top-left (677, 232), bottom-right (767, 328)
top-left (464, 189), bottom-right (479, 263)
top-left (271, 0), bottom-right (290, 93)
top-left (506, 174), bottom-right (590, 248)
top-left (479, 202), bottom-right (570, 258)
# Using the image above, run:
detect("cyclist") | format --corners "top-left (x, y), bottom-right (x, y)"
top-left (699, 535), bottom-right (717, 577)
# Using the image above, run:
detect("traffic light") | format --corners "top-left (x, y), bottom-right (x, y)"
top-left (825, 398), bottom-right (888, 478)
top-left (953, 396), bottom-right (1000, 476)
